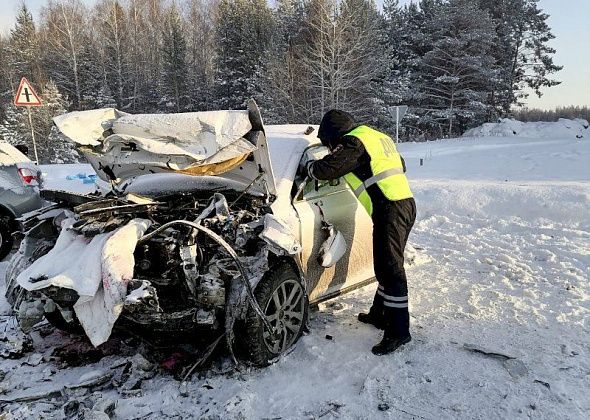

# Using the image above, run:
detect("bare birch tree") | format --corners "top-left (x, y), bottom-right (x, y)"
top-left (41, 0), bottom-right (88, 108)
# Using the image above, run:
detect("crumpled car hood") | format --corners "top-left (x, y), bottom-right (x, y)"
top-left (53, 102), bottom-right (276, 196)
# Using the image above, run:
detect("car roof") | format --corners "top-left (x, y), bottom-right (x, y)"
top-left (0, 142), bottom-right (31, 166)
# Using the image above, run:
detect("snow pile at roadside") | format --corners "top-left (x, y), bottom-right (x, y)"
top-left (464, 118), bottom-right (588, 139)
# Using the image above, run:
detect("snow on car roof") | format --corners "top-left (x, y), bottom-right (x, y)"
top-left (0, 142), bottom-right (31, 166)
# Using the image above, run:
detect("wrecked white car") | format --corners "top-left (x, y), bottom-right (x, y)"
top-left (5, 101), bottom-right (375, 366)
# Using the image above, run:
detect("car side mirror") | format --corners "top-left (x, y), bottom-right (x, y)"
top-left (318, 224), bottom-right (347, 268)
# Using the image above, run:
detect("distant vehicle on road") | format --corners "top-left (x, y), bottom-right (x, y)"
top-left (0, 142), bottom-right (43, 259)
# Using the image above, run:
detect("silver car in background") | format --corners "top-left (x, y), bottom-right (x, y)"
top-left (0, 142), bottom-right (43, 259)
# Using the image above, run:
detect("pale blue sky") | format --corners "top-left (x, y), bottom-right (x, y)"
top-left (1, 0), bottom-right (588, 109)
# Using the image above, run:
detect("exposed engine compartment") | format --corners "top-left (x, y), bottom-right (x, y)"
top-left (10, 182), bottom-right (301, 346)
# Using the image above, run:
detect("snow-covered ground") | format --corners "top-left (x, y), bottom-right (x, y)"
top-left (1, 120), bottom-right (589, 419)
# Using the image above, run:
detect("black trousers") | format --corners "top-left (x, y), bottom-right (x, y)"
top-left (370, 197), bottom-right (416, 337)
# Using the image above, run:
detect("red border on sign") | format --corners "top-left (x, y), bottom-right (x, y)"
top-left (14, 77), bottom-right (43, 107)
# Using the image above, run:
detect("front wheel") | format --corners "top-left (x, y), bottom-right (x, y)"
top-left (239, 262), bottom-right (308, 366)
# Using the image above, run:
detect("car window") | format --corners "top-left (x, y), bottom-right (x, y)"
top-left (292, 145), bottom-right (331, 200)
top-left (292, 145), bottom-right (352, 201)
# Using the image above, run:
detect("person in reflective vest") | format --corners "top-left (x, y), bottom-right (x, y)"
top-left (306, 110), bottom-right (417, 355)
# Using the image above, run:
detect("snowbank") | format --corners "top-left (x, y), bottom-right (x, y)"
top-left (464, 118), bottom-right (588, 139)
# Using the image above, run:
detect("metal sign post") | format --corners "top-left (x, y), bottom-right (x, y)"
top-left (390, 105), bottom-right (408, 144)
top-left (26, 107), bottom-right (39, 163)
top-left (396, 107), bottom-right (400, 144)
top-left (14, 77), bottom-right (43, 164)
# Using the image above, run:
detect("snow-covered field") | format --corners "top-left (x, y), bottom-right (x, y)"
top-left (1, 120), bottom-right (589, 419)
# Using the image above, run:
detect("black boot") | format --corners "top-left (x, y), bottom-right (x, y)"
top-left (357, 312), bottom-right (385, 330)
top-left (358, 291), bottom-right (385, 329)
top-left (371, 333), bottom-right (411, 356)
top-left (371, 306), bottom-right (411, 355)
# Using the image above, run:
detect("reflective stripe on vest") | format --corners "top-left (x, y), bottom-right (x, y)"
top-left (343, 125), bottom-right (413, 215)
top-left (352, 167), bottom-right (405, 197)
top-left (343, 172), bottom-right (373, 215)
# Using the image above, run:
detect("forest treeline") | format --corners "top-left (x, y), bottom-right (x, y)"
top-left (0, 0), bottom-right (564, 162)
top-left (513, 106), bottom-right (590, 123)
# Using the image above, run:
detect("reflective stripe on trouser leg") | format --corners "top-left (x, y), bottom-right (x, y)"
top-left (373, 202), bottom-right (415, 337)
top-left (377, 286), bottom-right (408, 308)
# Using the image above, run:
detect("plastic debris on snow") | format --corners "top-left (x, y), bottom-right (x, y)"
top-left (16, 218), bottom-right (152, 346)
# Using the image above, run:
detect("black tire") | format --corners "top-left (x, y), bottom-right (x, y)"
top-left (239, 262), bottom-right (308, 366)
top-left (44, 310), bottom-right (84, 334)
top-left (5, 241), bottom-right (54, 307)
top-left (0, 216), bottom-right (15, 261)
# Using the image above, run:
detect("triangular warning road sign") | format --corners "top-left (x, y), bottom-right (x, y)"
top-left (14, 77), bottom-right (43, 107)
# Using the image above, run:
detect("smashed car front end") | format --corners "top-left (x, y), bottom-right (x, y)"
top-left (5, 101), bottom-right (305, 354)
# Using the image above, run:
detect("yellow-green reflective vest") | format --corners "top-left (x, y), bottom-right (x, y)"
top-left (343, 125), bottom-right (413, 216)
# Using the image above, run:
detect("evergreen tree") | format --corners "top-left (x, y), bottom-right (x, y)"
top-left (0, 36), bottom-right (12, 125)
top-left (185, 0), bottom-right (218, 111)
top-left (36, 80), bottom-right (78, 163)
top-left (78, 41), bottom-right (117, 109)
top-left (365, 0), bottom-right (407, 132)
top-left (214, 0), bottom-right (275, 109)
top-left (7, 5), bottom-right (44, 86)
top-left (257, 0), bottom-right (307, 123)
top-left (161, 4), bottom-right (189, 112)
top-left (479, 0), bottom-right (562, 115)
top-left (0, 105), bottom-right (27, 146)
top-left (411, 0), bottom-right (498, 136)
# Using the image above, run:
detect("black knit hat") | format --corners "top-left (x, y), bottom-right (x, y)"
top-left (318, 110), bottom-right (356, 148)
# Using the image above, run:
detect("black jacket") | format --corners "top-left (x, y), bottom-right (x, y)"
top-left (309, 135), bottom-right (394, 206)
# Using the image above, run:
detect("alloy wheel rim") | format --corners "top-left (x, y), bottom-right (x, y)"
top-left (262, 279), bottom-right (305, 354)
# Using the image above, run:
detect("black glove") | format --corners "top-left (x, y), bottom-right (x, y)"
top-left (300, 159), bottom-right (316, 179)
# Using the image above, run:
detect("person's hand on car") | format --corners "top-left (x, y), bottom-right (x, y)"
top-left (299, 159), bottom-right (316, 179)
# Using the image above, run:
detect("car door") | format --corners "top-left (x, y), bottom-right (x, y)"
top-left (292, 146), bottom-right (375, 303)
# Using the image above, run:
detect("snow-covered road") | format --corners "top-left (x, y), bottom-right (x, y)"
top-left (1, 121), bottom-right (589, 419)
